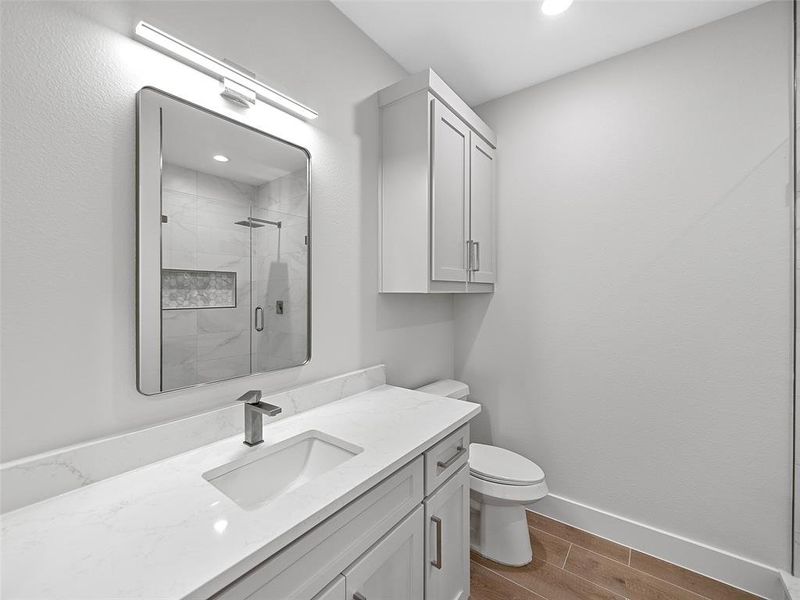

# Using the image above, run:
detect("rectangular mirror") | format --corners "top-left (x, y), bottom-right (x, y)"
top-left (137, 88), bottom-right (310, 394)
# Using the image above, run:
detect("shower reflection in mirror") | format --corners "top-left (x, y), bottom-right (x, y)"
top-left (137, 88), bottom-right (310, 394)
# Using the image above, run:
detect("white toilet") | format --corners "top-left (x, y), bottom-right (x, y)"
top-left (416, 380), bottom-right (548, 567)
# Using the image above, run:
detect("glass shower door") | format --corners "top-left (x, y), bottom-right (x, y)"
top-left (250, 168), bottom-right (310, 372)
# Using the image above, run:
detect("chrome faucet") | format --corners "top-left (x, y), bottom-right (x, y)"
top-left (237, 390), bottom-right (282, 446)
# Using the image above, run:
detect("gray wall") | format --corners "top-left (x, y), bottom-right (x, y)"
top-left (455, 2), bottom-right (793, 569)
top-left (0, 1), bottom-right (454, 462)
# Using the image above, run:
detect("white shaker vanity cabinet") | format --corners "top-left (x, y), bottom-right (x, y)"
top-left (378, 69), bottom-right (497, 294)
top-left (211, 424), bottom-right (471, 600)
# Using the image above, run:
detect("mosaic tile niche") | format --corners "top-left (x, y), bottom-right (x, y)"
top-left (161, 269), bottom-right (236, 309)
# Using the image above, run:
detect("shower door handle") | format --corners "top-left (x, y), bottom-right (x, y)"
top-left (254, 306), bottom-right (264, 332)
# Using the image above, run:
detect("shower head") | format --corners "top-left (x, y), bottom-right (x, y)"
top-left (234, 217), bottom-right (282, 229)
top-left (234, 219), bottom-right (265, 228)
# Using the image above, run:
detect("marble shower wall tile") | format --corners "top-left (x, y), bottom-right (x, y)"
top-left (197, 306), bottom-right (250, 334)
top-left (160, 162), bottom-right (256, 389)
top-left (197, 330), bottom-right (250, 362)
top-left (162, 310), bottom-right (198, 338)
top-left (256, 170), bottom-right (308, 216)
top-left (197, 355), bottom-right (251, 382)
top-left (196, 225), bottom-right (250, 257)
top-left (162, 163), bottom-right (197, 195)
top-left (0, 365), bottom-right (386, 513)
top-left (162, 190), bottom-right (197, 226)
top-left (197, 171), bottom-right (255, 206)
top-left (161, 335), bottom-right (198, 390)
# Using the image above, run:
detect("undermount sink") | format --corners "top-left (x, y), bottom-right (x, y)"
top-left (203, 430), bottom-right (363, 509)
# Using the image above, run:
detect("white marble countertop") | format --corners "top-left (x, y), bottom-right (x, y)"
top-left (1, 385), bottom-right (479, 599)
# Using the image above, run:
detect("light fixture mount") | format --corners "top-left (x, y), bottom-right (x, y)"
top-left (220, 78), bottom-right (256, 108)
top-left (219, 59), bottom-right (256, 108)
top-left (134, 21), bottom-right (318, 120)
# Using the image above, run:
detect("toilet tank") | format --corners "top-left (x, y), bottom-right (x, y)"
top-left (416, 379), bottom-right (470, 400)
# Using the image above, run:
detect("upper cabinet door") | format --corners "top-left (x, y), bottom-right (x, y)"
top-left (469, 136), bottom-right (496, 284)
top-left (431, 99), bottom-right (470, 283)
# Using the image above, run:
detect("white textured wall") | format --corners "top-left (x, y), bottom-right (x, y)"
top-left (455, 2), bottom-right (793, 569)
top-left (0, 1), bottom-right (454, 462)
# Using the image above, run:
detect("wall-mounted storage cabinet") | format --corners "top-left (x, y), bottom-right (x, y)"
top-left (379, 69), bottom-right (497, 293)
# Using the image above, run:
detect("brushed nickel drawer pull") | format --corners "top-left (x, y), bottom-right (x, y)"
top-left (437, 445), bottom-right (466, 470)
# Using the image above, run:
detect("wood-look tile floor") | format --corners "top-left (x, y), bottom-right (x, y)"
top-left (470, 511), bottom-right (762, 600)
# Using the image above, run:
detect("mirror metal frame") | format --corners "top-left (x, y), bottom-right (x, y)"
top-left (136, 87), bottom-right (312, 395)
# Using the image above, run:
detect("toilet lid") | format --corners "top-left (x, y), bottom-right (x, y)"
top-left (469, 443), bottom-right (545, 486)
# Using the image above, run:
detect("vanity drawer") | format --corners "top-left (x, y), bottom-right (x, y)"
top-left (211, 456), bottom-right (424, 600)
top-left (424, 425), bottom-right (469, 495)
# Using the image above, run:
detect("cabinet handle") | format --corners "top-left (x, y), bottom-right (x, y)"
top-left (431, 516), bottom-right (443, 570)
top-left (467, 240), bottom-right (480, 272)
top-left (254, 306), bottom-right (264, 332)
top-left (437, 445), bottom-right (466, 470)
top-left (353, 593), bottom-right (367, 600)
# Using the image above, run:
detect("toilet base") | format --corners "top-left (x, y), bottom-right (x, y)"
top-left (470, 498), bottom-right (533, 567)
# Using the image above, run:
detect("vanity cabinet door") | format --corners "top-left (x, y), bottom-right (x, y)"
top-left (431, 99), bottom-right (470, 284)
top-left (424, 466), bottom-right (470, 600)
top-left (344, 505), bottom-right (424, 600)
top-left (468, 135), bottom-right (496, 285)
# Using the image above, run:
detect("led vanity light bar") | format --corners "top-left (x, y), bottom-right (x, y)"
top-left (134, 21), bottom-right (318, 120)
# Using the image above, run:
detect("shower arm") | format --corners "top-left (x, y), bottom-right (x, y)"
top-left (250, 217), bottom-right (282, 228)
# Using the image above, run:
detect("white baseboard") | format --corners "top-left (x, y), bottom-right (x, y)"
top-left (530, 494), bottom-right (783, 600)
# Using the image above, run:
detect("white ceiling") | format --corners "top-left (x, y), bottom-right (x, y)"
top-left (333, 0), bottom-right (769, 106)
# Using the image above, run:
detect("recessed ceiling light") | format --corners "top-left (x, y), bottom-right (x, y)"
top-left (542, 0), bottom-right (573, 16)
top-left (213, 154), bottom-right (229, 163)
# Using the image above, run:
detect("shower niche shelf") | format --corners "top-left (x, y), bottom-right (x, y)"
top-left (161, 269), bottom-right (236, 310)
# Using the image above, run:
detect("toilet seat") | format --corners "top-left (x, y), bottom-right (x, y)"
top-left (469, 443), bottom-right (545, 486)
top-left (470, 473), bottom-right (549, 505)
